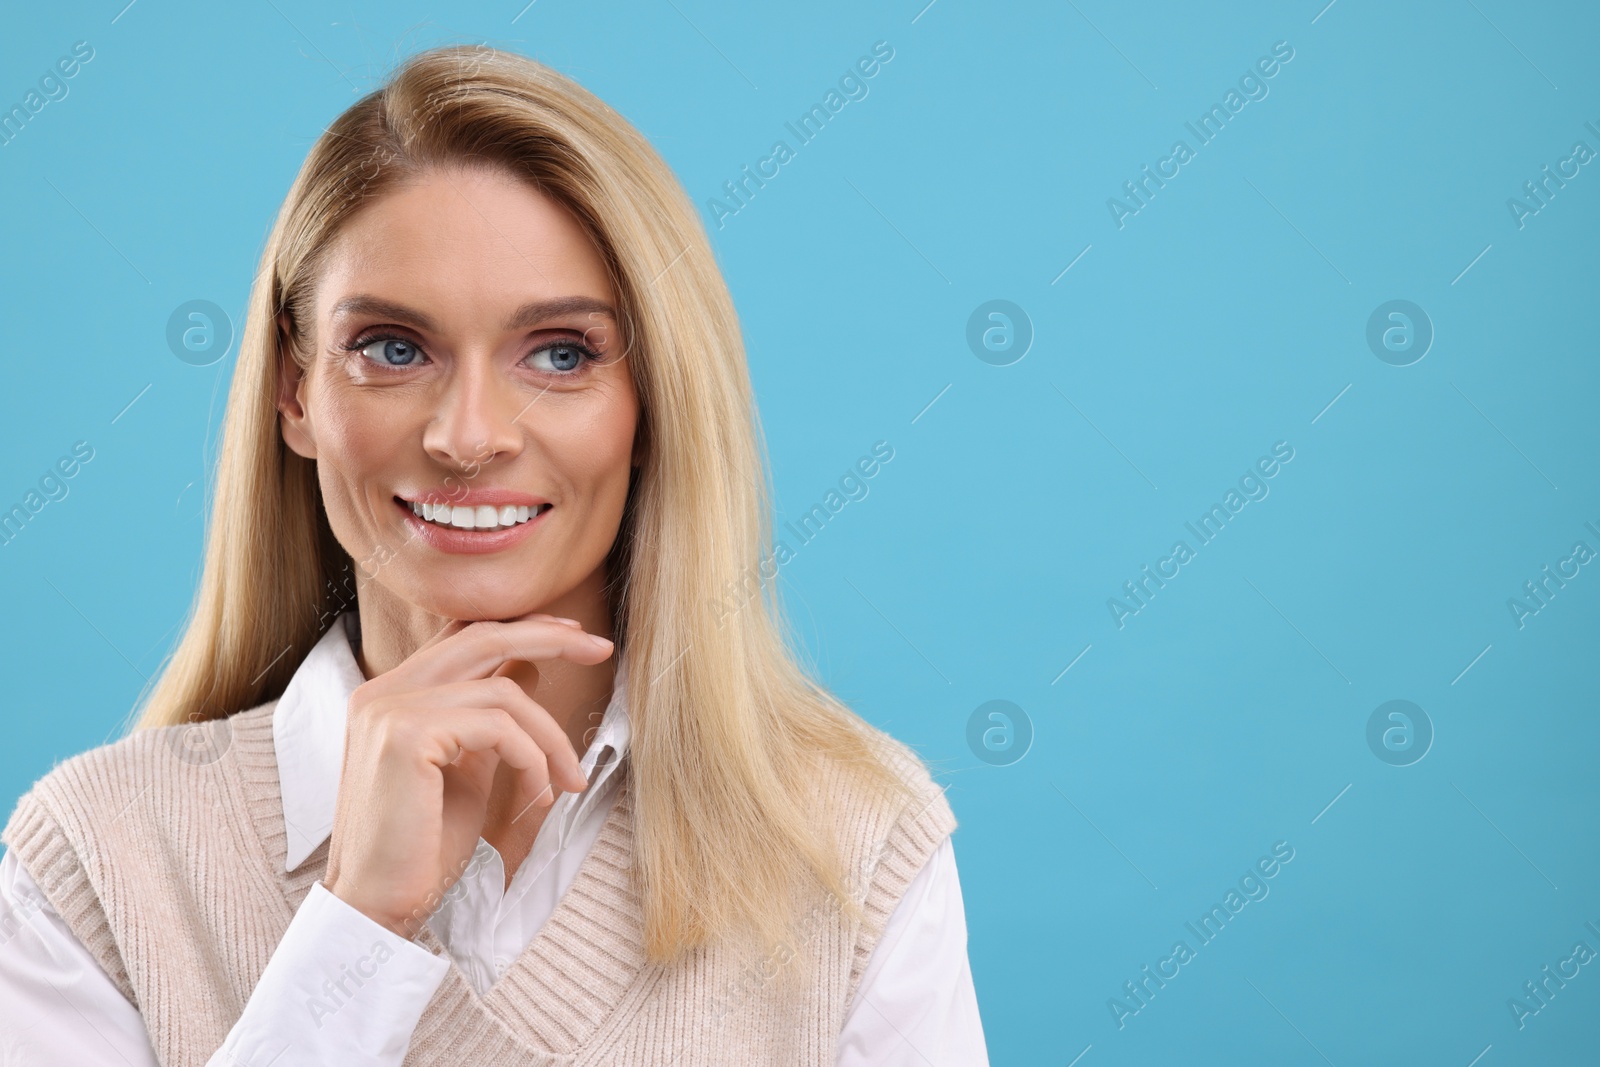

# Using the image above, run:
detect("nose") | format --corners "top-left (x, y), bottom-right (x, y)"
top-left (421, 357), bottom-right (525, 475)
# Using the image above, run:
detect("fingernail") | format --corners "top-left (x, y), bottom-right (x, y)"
top-left (589, 634), bottom-right (613, 647)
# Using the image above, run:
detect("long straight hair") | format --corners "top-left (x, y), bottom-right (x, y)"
top-left (127, 44), bottom-right (919, 963)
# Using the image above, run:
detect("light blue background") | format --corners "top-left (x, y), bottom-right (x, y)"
top-left (2, 1), bottom-right (1597, 1063)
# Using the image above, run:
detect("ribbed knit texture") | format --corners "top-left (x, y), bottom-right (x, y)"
top-left (1, 699), bottom-right (956, 1065)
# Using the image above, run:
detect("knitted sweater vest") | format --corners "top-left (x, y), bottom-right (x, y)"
top-left (0, 698), bottom-right (957, 1065)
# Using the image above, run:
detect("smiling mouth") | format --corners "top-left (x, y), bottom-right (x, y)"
top-left (395, 496), bottom-right (552, 531)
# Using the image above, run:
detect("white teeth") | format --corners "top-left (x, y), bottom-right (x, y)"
top-left (406, 499), bottom-right (546, 531)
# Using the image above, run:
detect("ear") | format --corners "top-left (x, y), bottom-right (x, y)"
top-left (276, 313), bottom-right (318, 461)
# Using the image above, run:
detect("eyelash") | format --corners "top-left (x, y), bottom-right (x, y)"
top-left (340, 331), bottom-right (604, 376)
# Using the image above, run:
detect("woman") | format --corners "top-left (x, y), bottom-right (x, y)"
top-left (0, 45), bottom-right (987, 1065)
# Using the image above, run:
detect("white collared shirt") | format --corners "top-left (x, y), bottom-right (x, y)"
top-left (272, 610), bottom-right (639, 998)
top-left (0, 611), bottom-right (989, 1065)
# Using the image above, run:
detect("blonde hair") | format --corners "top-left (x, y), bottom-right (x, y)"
top-left (128, 44), bottom-right (919, 962)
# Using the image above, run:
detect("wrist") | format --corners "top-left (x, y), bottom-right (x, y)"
top-left (323, 876), bottom-right (418, 941)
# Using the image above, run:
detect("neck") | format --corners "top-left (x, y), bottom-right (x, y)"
top-left (347, 567), bottom-right (620, 846)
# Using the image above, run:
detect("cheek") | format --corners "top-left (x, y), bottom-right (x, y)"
top-left (560, 379), bottom-right (639, 485)
top-left (562, 421), bottom-right (636, 500)
top-left (310, 391), bottom-right (412, 507)
top-left (546, 400), bottom-right (638, 522)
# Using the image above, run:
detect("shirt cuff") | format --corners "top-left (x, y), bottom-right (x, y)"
top-left (214, 880), bottom-right (450, 1066)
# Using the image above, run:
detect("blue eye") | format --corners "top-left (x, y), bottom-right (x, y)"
top-left (357, 337), bottom-right (423, 367)
top-left (342, 332), bottom-right (600, 376)
top-left (526, 340), bottom-right (601, 375)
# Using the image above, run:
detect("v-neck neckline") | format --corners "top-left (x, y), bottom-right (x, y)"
top-left (405, 765), bottom-right (653, 1057)
top-left (232, 703), bottom-right (651, 1060)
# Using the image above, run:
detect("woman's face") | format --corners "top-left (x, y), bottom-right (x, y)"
top-left (276, 164), bottom-right (641, 622)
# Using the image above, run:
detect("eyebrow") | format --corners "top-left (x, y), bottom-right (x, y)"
top-left (327, 294), bottom-right (617, 333)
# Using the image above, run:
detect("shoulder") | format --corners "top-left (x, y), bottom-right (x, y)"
top-left (810, 725), bottom-right (959, 1001)
top-left (810, 723), bottom-right (958, 912)
top-left (1, 702), bottom-right (277, 890)
top-left (818, 724), bottom-right (958, 851)
top-left (0, 701), bottom-right (276, 1009)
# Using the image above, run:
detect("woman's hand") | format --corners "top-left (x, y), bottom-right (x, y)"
top-left (321, 613), bottom-right (615, 939)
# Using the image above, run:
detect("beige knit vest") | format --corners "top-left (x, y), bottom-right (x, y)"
top-left (1, 697), bottom-right (956, 1065)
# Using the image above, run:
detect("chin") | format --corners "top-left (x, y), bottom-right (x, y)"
top-left (401, 576), bottom-right (553, 623)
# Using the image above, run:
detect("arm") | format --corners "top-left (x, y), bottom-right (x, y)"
top-left (0, 847), bottom-right (450, 1066)
top-left (0, 847), bottom-right (159, 1065)
top-left (837, 836), bottom-right (990, 1067)
top-left (210, 880), bottom-right (452, 1065)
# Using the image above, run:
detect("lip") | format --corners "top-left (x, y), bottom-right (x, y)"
top-left (398, 488), bottom-right (551, 508)
top-left (394, 495), bottom-right (552, 555)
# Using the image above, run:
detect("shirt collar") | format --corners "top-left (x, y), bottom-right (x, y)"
top-left (274, 609), bottom-right (632, 873)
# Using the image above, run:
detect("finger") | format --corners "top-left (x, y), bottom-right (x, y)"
top-left (479, 719), bottom-right (560, 822)
top-left (392, 678), bottom-right (589, 792)
top-left (491, 655), bottom-right (537, 695)
top-left (393, 618), bottom-right (615, 690)
top-left (426, 707), bottom-right (551, 800)
top-left (408, 609), bottom-right (578, 657)
top-left (416, 614), bottom-right (472, 652)
top-left (480, 675), bottom-right (589, 792)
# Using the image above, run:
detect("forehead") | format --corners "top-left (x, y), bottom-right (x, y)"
top-left (314, 166), bottom-right (615, 327)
